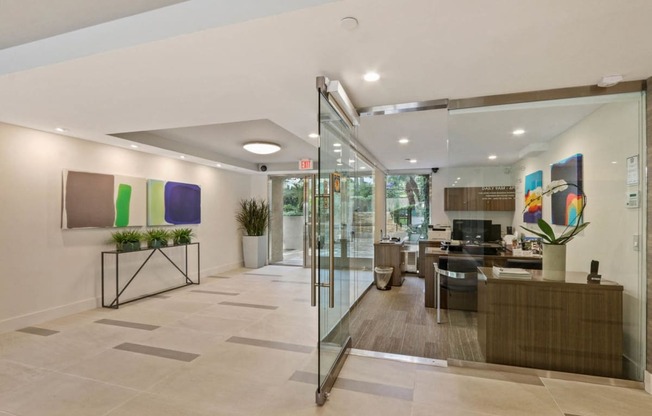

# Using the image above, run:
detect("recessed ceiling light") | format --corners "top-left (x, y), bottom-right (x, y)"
top-left (363, 72), bottom-right (380, 82)
top-left (180, 155), bottom-right (185, 159)
top-left (333, 143), bottom-right (341, 147)
top-left (337, 163), bottom-right (343, 166)
top-left (360, 166), bottom-right (366, 170)
top-left (334, 149), bottom-right (342, 153)
top-left (488, 155), bottom-right (497, 160)
top-left (349, 159), bottom-right (355, 163)
top-left (55, 127), bottom-right (67, 132)
top-left (512, 129), bottom-right (525, 136)
top-left (611, 161), bottom-right (617, 164)
top-left (216, 163), bottom-right (222, 167)
top-left (457, 177), bottom-right (461, 180)
top-left (409, 159), bottom-right (417, 164)
top-left (398, 138), bottom-right (409, 144)
top-left (243, 142), bottom-right (281, 155)
top-left (130, 144), bottom-right (139, 149)
top-left (309, 133), bottom-right (319, 139)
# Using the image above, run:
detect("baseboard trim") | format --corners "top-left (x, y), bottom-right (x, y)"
top-left (0, 297), bottom-right (98, 334)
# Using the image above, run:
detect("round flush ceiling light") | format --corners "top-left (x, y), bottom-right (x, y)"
top-left (512, 128), bottom-right (525, 136)
top-left (398, 138), bottom-right (409, 144)
top-left (363, 72), bottom-right (380, 82)
top-left (488, 154), bottom-right (497, 160)
top-left (243, 142), bottom-right (281, 155)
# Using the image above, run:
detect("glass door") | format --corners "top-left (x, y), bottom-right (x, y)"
top-left (313, 92), bottom-right (354, 405)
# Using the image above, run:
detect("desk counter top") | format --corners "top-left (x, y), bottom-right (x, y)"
top-left (478, 267), bottom-right (622, 289)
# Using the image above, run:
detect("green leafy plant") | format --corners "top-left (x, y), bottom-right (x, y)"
top-left (172, 228), bottom-right (195, 245)
top-left (110, 229), bottom-right (143, 251)
top-left (145, 228), bottom-right (171, 247)
top-left (521, 180), bottom-right (589, 245)
top-left (235, 198), bottom-right (269, 236)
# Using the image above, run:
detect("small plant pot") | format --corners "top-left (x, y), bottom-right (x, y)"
top-left (174, 237), bottom-right (191, 245)
top-left (148, 239), bottom-right (168, 249)
top-left (118, 242), bottom-right (141, 252)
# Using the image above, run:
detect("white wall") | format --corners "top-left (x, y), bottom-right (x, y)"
top-left (511, 99), bottom-right (645, 378)
top-left (0, 123), bottom-right (253, 332)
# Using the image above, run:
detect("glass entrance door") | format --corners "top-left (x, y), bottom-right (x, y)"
top-left (314, 93), bottom-right (354, 405)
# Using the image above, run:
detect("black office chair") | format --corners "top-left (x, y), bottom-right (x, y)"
top-left (434, 256), bottom-right (484, 323)
top-left (505, 258), bottom-right (542, 270)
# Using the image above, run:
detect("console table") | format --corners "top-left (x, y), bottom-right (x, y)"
top-left (101, 243), bottom-right (200, 308)
top-left (477, 267), bottom-right (623, 378)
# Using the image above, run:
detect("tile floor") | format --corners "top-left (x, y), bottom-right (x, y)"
top-left (0, 265), bottom-right (650, 415)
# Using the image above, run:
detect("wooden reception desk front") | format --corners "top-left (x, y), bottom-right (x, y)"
top-left (477, 267), bottom-right (623, 378)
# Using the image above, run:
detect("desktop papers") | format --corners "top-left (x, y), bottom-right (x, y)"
top-left (492, 266), bottom-right (531, 278)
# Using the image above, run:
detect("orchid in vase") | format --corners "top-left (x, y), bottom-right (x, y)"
top-left (520, 179), bottom-right (589, 244)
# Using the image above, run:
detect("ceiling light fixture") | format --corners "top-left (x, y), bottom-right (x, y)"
top-left (398, 138), bottom-right (409, 144)
top-left (363, 72), bottom-right (380, 82)
top-left (130, 144), bottom-right (139, 149)
top-left (512, 129), bottom-right (525, 136)
top-left (216, 163), bottom-right (222, 167)
top-left (333, 143), bottom-right (341, 147)
top-left (309, 133), bottom-right (319, 139)
top-left (180, 155), bottom-right (185, 159)
top-left (340, 16), bottom-right (359, 30)
top-left (488, 155), bottom-right (497, 160)
top-left (349, 159), bottom-right (355, 163)
top-left (55, 127), bottom-right (67, 132)
top-left (409, 159), bottom-right (417, 164)
top-left (243, 142), bottom-right (281, 155)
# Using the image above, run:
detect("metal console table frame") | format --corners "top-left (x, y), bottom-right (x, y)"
top-left (101, 242), bottom-right (200, 308)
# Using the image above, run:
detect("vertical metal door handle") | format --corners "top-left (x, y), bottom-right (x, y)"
top-left (328, 173), bottom-right (335, 308)
top-left (310, 175), bottom-right (317, 307)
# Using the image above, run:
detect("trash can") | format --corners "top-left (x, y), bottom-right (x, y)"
top-left (373, 266), bottom-right (393, 290)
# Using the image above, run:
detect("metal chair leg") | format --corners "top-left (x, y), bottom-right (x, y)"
top-left (435, 264), bottom-right (441, 324)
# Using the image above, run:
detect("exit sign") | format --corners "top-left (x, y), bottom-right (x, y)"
top-left (299, 159), bottom-right (313, 170)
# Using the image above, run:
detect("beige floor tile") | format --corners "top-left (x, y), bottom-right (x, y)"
top-left (97, 306), bottom-right (190, 326)
top-left (170, 314), bottom-right (254, 335)
top-left (0, 359), bottom-right (49, 396)
top-left (542, 378), bottom-right (652, 416)
top-left (235, 317), bottom-right (316, 345)
top-left (413, 370), bottom-right (562, 416)
top-left (59, 348), bottom-right (187, 390)
top-left (0, 371), bottom-right (138, 416)
top-left (0, 334), bottom-right (103, 371)
top-left (136, 298), bottom-right (215, 314)
top-left (51, 320), bottom-right (155, 349)
top-left (138, 326), bottom-right (227, 354)
top-left (105, 392), bottom-right (214, 416)
top-left (326, 387), bottom-right (413, 416)
top-left (196, 302), bottom-right (276, 321)
top-left (337, 355), bottom-right (418, 389)
top-left (411, 402), bottom-right (497, 416)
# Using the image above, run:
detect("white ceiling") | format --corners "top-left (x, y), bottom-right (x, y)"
top-left (1, 0), bottom-right (651, 173)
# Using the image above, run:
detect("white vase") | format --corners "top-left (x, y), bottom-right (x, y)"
top-left (242, 235), bottom-right (267, 268)
top-left (542, 244), bottom-right (566, 281)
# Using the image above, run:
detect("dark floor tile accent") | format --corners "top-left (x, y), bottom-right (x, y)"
top-left (16, 327), bottom-right (59, 336)
top-left (205, 275), bottom-right (231, 279)
top-left (334, 377), bottom-right (413, 401)
top-left (289, 370), bottom-right (317, 385)
top-left (95, 319), bottom-right (159, 331)
top-left (191, 290), bottom-right (239, 296)
top-left (272, 280), bottom-right (310, 285)
top-left (150, 294), bottom-right (171, 299)
top-left (244, 272), bottom-right (283, 277)
top-left (226, 336), bottom-right (313, 353)
top-left (219, 301), bottom-right (278, 310)
top-left (114, 342), bottom-right (199, 362)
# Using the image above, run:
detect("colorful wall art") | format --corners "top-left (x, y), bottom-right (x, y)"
top-left (147, 180), bottom-right (201, 225)
top-left (550, 153), bottom-right (584, 226)
top-left (62, 170), bottom-right (146, 229)
top-left (523, 170), bottom-right (543, 223)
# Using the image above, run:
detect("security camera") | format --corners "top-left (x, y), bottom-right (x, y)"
top-left (259, 164), bottom-right (268, 172)
top-left (431, 167), bottom-right (439, 173)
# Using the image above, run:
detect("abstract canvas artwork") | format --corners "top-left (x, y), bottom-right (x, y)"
top-left (62, 170), bottom-right (146, 229)
top-left (523, 170), bottom-right (543, 223)
top-left (147, 180), bottom-right (201, 225)
top-left (550, 153), bottom-right (584, 226)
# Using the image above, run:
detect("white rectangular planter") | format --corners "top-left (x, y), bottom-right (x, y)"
top-left (242, 235), bottom-right (267, 268)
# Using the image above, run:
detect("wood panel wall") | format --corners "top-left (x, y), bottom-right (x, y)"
top-left (444, 187), bottom-right (515, 211)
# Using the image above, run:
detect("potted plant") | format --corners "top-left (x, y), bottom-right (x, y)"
top-left (172, 228), bottom-right (195, 245)
top-left (110, 229), bottom-right (143, 252)
top-left (145, 228), bottom-right (171, 248)
top-left (235, 198), bottom-right (269, 268)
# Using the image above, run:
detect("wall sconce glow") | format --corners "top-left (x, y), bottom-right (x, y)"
top-left (243, 142), bottom-right (281, 154)
top-left (363, 72), bottom-right (380, 82)
top-left (512, 128), bottom-right (525, 136)
top-left (398, 138), bottom-right (409, 144)
top-left (309, 133), bottom-right (319, 139)
top-left (488, 155), bottom-right (497, 160)
top-left (55, 127), bottom-right (68, 132)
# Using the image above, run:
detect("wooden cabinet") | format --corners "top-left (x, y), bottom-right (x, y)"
top-left (477, 267), bottom-right (623, 378)
top-left (444, 187), bottom-right (515, 211)
top-left (373, 243), bottom-right (404, 286)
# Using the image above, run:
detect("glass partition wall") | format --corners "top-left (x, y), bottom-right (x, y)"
top-left (440, 92), bottom-right (646, 381)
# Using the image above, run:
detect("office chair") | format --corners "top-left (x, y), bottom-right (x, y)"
top-left (435, 256), bottom-right (484, 323)
top-left (505, 258), bottom-right (542, 270)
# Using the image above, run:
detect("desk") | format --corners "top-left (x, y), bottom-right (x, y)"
top-left (418, 240), bottom-right (441, 277)
top-left (477, 267), bottom-right (623, 378)
top-left (374, 242), bottom-right (404, 286)
top-left (423, 248), bottom-right (541, 307)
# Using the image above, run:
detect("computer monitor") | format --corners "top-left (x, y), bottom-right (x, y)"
top-left (489, 224), bottom-right (502, 242)
top-left (452, 219), bottom-right (492, 242)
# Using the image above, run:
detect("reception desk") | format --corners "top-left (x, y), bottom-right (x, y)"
top-left (422, 247), bottom-right (541, 308)
top-left (477, 267), bottom-right (623, 378)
